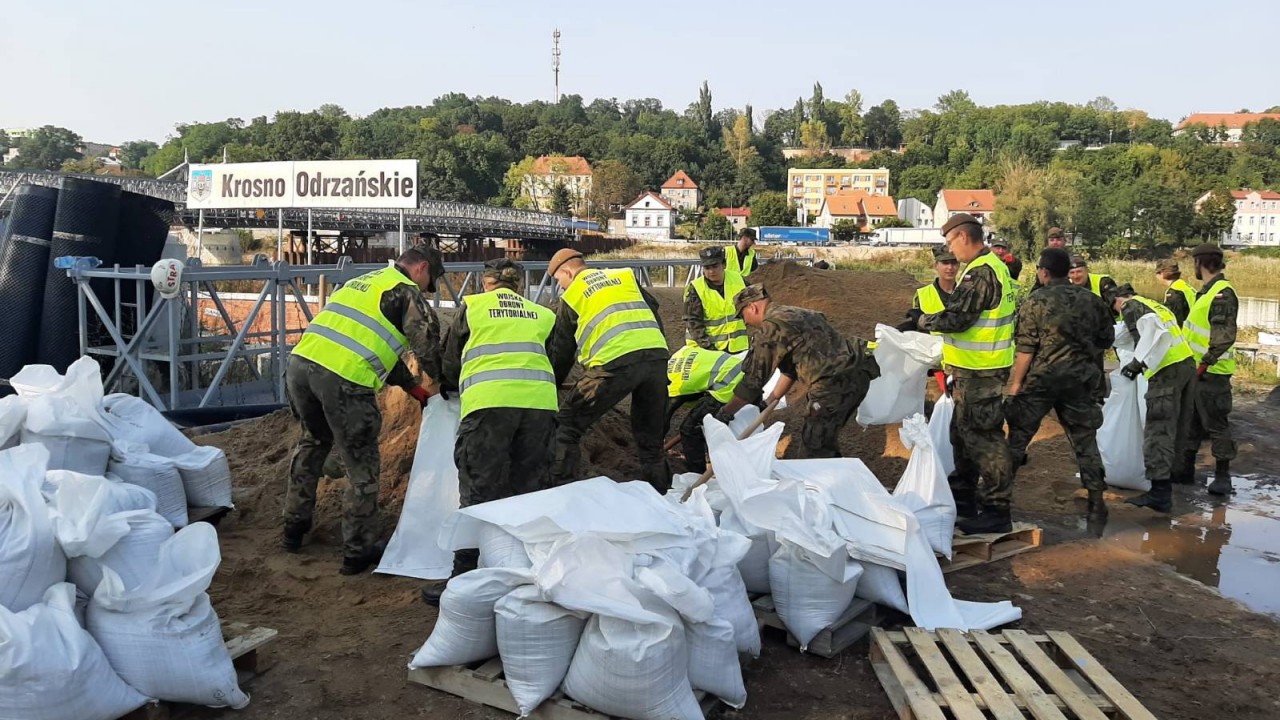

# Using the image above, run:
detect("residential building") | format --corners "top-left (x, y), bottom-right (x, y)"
top-left (660, 170), bottom-right (701, 212)
top-left (1173, 113), bottom-right (1280, 145)
top-left (816, 191), bottom-right (898, 231)
top-left (897, 197), bottom-right (933, 228)
top-left (624, 191), bottom-right (677, 240)
top-left (520, 155), bottom-right (593, 214)
top-left (1200, 189), bottom-right (1280, 246)
top-left (718, 207), bottom-right (751, 232)
top-left (2, 128), bottom-right (32, 143)
top-left (934, 189), bottom-right (996, 225)
top-left (788, 167), bottom-right (890, 220)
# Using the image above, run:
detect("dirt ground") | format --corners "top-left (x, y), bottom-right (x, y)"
top-left (190, 263), bottom-right (1280, 720)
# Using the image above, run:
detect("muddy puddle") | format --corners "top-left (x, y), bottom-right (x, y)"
top-left (1089, 474), bottom-right (1280, 615)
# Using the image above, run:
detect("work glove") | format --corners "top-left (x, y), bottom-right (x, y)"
top-left (1197, 363), bottom-right (1209, 380)
top-left (408, 385), bottom-right (431, 407)
top-left (933, 371), bottom-right (952, 397)
top-left (713, 407), bottom-right (737, 425)
top-left (1120, 359), bottom-right (1146, 381)
top-left (895, 308), bottom-right (924, 333)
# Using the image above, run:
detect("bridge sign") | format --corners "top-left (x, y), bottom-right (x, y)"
top-left (186, 159), bottom-right (419, 210)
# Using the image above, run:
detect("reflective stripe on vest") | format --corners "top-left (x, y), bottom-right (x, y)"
top-left (915, 283), bottom-right (946, 314)
top-left (291, 266), bottom-right (412, 389)
top-left (1170, 279), bottom-right (1197, 315)
top-left (667, 344), bottom-right (744, 404)
top-left (562, 268), bottom-right (667, 368)
top-left (1126, 296), bottom-right (1194, 379)
top-left (1184, 279), bottom-right (1236, 375)
top-left (940, 253), bottom-right (1017, 370)
top-left (689, 273), bottom-right (748, 352)
top-left (459, 289), bottom-right (557, 418)
top-left (1089, 273), bottom-right (1111, 298)
top-left (725, 245), bottom-right (757, 277)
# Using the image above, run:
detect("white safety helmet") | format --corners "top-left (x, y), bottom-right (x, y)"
top-left (151, 258), bottom-right (184, 300)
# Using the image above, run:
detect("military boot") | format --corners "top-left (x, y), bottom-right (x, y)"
top-left (956, 505), bottom-right (1012, 535)
top-left (421, 550), bottom-right (480, 606)
top-left (1207, 460), bottom-right (1233, 496)
top-left (950, 486), bottom-right (979, 520)
top-left (338, 540), bottom-right (386, 576)
top-left (279, 520), bottom-right (312, 552)
top-left (1125, 479), bottom-right (1172, 513)
top-left (1086, 490), bottom-right (1109, 522)
top-left (1170, 452), bottom-right (1197, 484)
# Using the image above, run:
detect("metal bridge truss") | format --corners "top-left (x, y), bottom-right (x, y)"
top-left (65, 256), bottom-right (710, 411)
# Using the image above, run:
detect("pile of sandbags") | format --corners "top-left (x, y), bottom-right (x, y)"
top-left (411, 477), bottom-right (759, 719)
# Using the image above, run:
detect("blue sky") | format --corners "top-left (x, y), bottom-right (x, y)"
top-left (2, 0), bottom-right (1272, 143)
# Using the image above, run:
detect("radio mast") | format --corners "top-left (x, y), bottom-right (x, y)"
top-left (552, 28), bottom-right (561, 102)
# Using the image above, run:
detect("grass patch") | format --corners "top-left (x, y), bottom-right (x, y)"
top-left (1092, 253), bottom-right (1280, 299)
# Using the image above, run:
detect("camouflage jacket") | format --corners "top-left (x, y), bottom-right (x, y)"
top-left (1014, 278), bottom-right (1114, 392)
top-left (735, 303), bottom-right (874, 404)
top-left (1197, 273), bottom-right (1239, 368)
top-left (379, 270), bottom-right (443, 392)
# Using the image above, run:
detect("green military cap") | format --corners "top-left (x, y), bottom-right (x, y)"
top-left (933, 246), bottom-right (957, 263)
top-left (1069, 254), bottom-right (1089, 269)
top-left (989, 238), bottom-right (1010, 250)
top-left (733, 284), bottom-right (769, 317)
top-left (1103, 283), bottom-right (1136, 306)
top-left (402, 244), bottom-right (446, 293)
top-left (1190, 243), bottom-right (1224, 259)
top-left (1155, 258), bottom-right (1180, 274)
top-left (483, 257), bottom-right (523, 286)
top-left (699, 246), bottom-right (727, 267)
top-left (940, 213), bottom-right (981, 236)
top-left (1047, 227), bottom-right (1065, 240)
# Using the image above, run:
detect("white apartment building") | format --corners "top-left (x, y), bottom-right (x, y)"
top-left (787, 167), bottom-right (890, 220)
top-left (1202, 189), bottom-right (1280, 246)
top-left (624, 192), bottom-right (677, 240)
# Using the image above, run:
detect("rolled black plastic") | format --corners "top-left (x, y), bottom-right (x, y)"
top-left (0, 184), bottom-right (60, 384)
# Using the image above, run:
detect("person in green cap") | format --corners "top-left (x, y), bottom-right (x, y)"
top-left (1156, 258), bottom-right (1197, 326)
top-left (1068, 254), bottom-right (1117, 300)
top-left (1181, 244), bottom-right (1238, 496)
top-left (897, 246), bottom-right (959, 332)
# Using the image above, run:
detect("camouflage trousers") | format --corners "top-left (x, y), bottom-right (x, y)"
top-left (801, 374), bottom-right (873, 459)
top-left (1189, 372), bottom-right (1237, 462)
top-left (284, 356), bottom-right (383, 558)
top-left (673, 394), bottom-right (723, 473)
top-left (1006, 378), bottom-right (1105, 494)
top-left (1143, 359), bottom-right (1196, 480)
top-left (450, 407), bottom-right (556, 576)
top-left (553, 358), bottom-right (669, 492)
top-left (950, 371), bottom-right (1015, 508)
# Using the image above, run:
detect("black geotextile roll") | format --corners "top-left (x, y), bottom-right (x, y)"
top-left (115, 191), bottom-right (175, 333)
top-left (36, 177), bottom-right (122, 372)
top-left (0, 184), bottom-right (60, 383)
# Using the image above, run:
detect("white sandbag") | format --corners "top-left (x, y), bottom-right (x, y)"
top-left (18, 358), bottom-right (112, 475)
top-left (87, 523), bottom-right (248, 708)
top-left (0, 395), bottom-right (25, 449)
top-left (101, 393), bottom-right (198, 458)
top-left (170, 446), bottom-right (233, 508)
top-left (494, 585), bottom-right (587, 717)
top-left (54, 474), bottom-right (175, 595)
top-left (108, 443), bottom-right (188, 527)
top-left (857, 325), bottom-right (942, 426)
top-left (855, 562), bottom-right (909, 613)
top-left (409, 568), bottom-right (533, 668)
top-left (377, 396), bottom-right (461, 579)
top-left (562, 613), bottom-right (703, 720)
top-left (1099, 366), bottom-right (1149, 491)
top-left (0, 445), bottom-right (65, 612)
top-left (700, 563), bottom-right (761, 656)
top-left (892, 415), bottom-right (956, 558)
top-left (478, 523), bottom-right (533, 570)
top-left (0, 583), bottom-right (148, 720)
top-left (928, 392), bottom-right (956, 477)
top-left (9, 357), bottom-right (105, 400)
top-left (767, 540), bottom-right (861, 650)
top-left (46, 470), bottom-right (158, 514)
top-left (686, 615), bottom-right (747, 708)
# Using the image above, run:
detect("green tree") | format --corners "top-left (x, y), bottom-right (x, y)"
top-left (589, 159), bottom-right (643, 220)
top-left (550, 182), bottom-right (572, 216)
top-left (723, 115), bottom-right (758, 168)
top-left (935, 89), bottom-right (975, 114)
top-left (875, 216), bottom-right (913, 229)
top-left (8, 125), bottom-right (83, 170)
top-left (501, 156), bottom-right (539, 208)
top-left (1193, 188), bottom-right (1237, 242)
top-left (119, 140), bottom-right (158, 170)
top-left (799, 121), bottom-right (831, 154)
top-left (991, 158), bottom-right (1081, 257)
top-left (864, 101), bottom-right (902, 150)
top-left (839, 90), bottom-right (866, 146)
top-left (749, 191), bottom-right (794, 226)
top-left (830, 218), bottom-right (860, 241)
top-left (699, 210), bottom-right (733, 240)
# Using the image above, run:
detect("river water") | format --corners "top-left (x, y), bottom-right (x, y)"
top-left (1240, 296), bottom-right (1280, 331)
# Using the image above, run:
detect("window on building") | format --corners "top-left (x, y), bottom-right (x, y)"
top-left (631, 215), bottom-right (638, 226)
top-left (1250, 216), bottom-right (1255, 225)
top-left (657, 215), bottom-right (665, 226)
top-left (644, 215), bottom-right (651, 227)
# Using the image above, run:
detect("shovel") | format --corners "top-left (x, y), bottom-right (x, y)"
top-left (680, 397), bottom-right (780, 502)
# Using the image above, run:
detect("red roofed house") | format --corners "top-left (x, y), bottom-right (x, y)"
top-left (718, 207), bottom-right (751, 232)
top-left (1197, 189), bottom-right (1280, 246)
top-left (816, 191), bottom-right (899, 231)
top-left (660, 170), bottom-right (701, 212)
top-left (520, 155), bottom-right (593, 214)
top-left (624, 191), bottom-right (677, 240)
top-left (1174, 113), bottom-right (1280, 145)
top-left (934, 189), bottom-right (996, 226)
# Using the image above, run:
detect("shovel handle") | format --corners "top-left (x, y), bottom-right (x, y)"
top-left (680, 397), bottom-right (781, 502)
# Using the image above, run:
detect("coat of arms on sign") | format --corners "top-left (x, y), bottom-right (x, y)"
top-left (190, 169), bottom-right (213, 201)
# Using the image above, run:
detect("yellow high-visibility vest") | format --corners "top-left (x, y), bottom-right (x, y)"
top-left (1169, 279), bottom-right (1197, 314)
top-left (687, 273), bottom-right (748, 352)
top-left (1124, 296), bottom-right (1194, 379)
top-left (725, 245), bottom-right (757, 278)
top-left (940, 253), bottom-right (1016, 370)
top-left (915, 283), bottom-right (946, 313)
top-left (459, 289), bottom-right (557, 418)
top-left (292, 266), bottom-right (413, 390)
top-left (561, 268), bottom-right (667, 368)
top-left (667, 345), bottom-right (744, 404)
top-left (1088, 273), bottom-right (1112, 298)
top-left (1184, 279), bottom-right (1236, 375)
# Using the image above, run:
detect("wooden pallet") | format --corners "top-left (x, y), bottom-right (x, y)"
top-left (752, 593), bottom-right (886, 657)
top-left (408, 658), bottom-right (721, 720)
top-left (120, 622), bottom-right (277, 720)
top-left (941, 522), bottom-right (1042, 574)
top-left (870, 628), bottom-right (1158, 720)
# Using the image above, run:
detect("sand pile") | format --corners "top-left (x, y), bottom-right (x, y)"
top-left (746, 261), bottom-right (920, 340)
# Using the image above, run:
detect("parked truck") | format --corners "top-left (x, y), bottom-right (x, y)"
top-left (867, 227), bottom-right (943, 247)
top-left (755, 226), bottom-right (830, 245)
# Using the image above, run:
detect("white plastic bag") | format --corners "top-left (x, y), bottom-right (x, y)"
top-left (87, 523), bottom-right (249, 708)
top-left (0, 583), bottom-right (148, 720)
top-left (686, 615), bottom-right (747, 708)
top-left (700, 563), bottom-right (761, 656)
top-left (101, 393), bottom-right (198, 458)
top-left (768, 540), bottom-right (861, 650)
top-left (855, 562), bottom-right (909, 613)
top-left (170, 446), bottom-right (233, 508)
top-left (0, 445), bottom-right (65, 612)
top-left (892, 415), bottom-right (956, 558)
top-left (1099, 364), bottom-right (1149, 491)
top-left (9, 357), bottom-right (105, 400)
top-left (857, 325), bottom-right (942, 426)
top-left (108, 443), bottom-right (188, 527)
top-left (377, 396), bottom-right (461, 579)
top-left (562, 613), bottom-right (703, 720)
top-left (22, 394), bottom-right (113, 475)
top-left (478, 523), bottom-right (533, 570)
top-left (494, 585), bottom-right (587, 717)
top-left (53, 474), bottom-right (175, 594)
top-left (928, 393), bottom-right (955, 478)
top-left (409, 568), bottom-right (532, 668)
top-left (0, 395), bottom-right (25, 449)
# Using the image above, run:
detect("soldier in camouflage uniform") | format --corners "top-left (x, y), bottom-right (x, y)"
top-left (1155, 259), bottom-right (1196, 326)
top-left (715, 285), bottom-right (880, 458)
top-left (283, 246), bottom-right (445, 575)
top-left (1105, 284), bottom-right (1197, 513)
top-left (1006, 249), bottom-right (1116, 520)
top-left (1182, 244), bottom-right (1239, 496)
